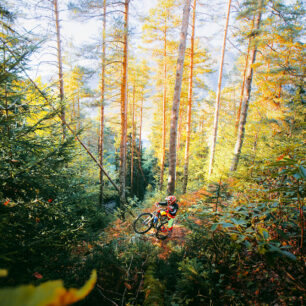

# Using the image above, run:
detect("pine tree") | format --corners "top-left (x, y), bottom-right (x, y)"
top-left (53, 0), bottom-right (66, 138)
top-left (182, 0), bottom-right (197, 194)
top-left (235, 15), bottom-right (255, 136)
top-left (99, 0), bottom-right (107, 206)
top-left (143, 0), bottom-right (180, 191)
top-left (230, 0), bottom-right (265, 172)
top-left (0, 10), bottom-right (73, 200)
top-left (119, 0), bottom-right (129, 205)
top-left (167, 0), bottom-right (191, 194)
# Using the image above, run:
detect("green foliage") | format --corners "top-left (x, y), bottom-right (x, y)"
top-left (73, 238), bottom-right (160, 305)
top-left (171, 202), bottom-right (304, 305)
top-left (0, 1), bottom-right (304, 306)
top-left (143, 264), bottom-right (165, 306)
top-left (0, 197), bottom-right (110, 286)
top-left (0, 5), bottom-right (113, 295)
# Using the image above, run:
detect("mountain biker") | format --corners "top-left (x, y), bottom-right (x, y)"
top-left (155, 195), bottom-right (179, 233)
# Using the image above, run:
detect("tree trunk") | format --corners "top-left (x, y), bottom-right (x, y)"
top-left (99, 0), bottom-right (106, 207)
top-left (159, 25), bottom-right (167, 190)
top-left (167, 0), bottom-right (191, 195)
top-left (207, 0), bottom-right (232, 176)
top-left (230, 3), bottom-right (263, 172)
top-left (175, 106), bottom-right (183, 181)
top-left (139, 94), bottom-right (143, 159)
top-left (136, 94), bottom-right (146, 181)
top-left (182, 0), bottom-right (196, 194)
top-left (235, 15), bottom-right (255, 135)
top-left (119, 0), bottom-right (129, 205)
top-left (176, 106), bottom-right (183, 154)
top-left (131, 82), bottom-right (135, 193)
top-left (54, 0), bottom-right (66, 139)
top-left (77, 93), bottom-right (80, 131)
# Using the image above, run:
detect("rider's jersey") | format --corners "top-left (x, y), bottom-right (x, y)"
top-left (158, 201), bottom-right (179, 217)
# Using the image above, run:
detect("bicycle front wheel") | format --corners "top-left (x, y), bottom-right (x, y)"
top-left (133, 213), bottom-right (153, 234)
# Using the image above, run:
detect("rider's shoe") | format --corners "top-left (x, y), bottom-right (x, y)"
top-left (160, 226), bottom-right (168, 233)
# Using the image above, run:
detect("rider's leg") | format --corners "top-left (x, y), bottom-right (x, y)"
top-left (168, 217), bottom-right (174, 231)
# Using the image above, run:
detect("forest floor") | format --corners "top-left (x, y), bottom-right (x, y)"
top-left (103, 187), bottom-right (220, 258)
top-left (94, 186), bottom-right (305, 305)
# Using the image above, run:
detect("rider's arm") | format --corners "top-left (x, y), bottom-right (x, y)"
top-left (158, 201), bottom-right (167, 206)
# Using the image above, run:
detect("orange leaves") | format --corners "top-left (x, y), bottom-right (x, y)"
top-left (198, 189), bottom-right (213, 197)
top-left (3, 200), bottom-right (10, 206)
top-left (242, 270), bottom-right (249, 277)
top-left (276, 154), bottom-right (286, 161)
top-left (180, 187), bottom-right (212, 210)
top-left (124, 282), bottom-right (132, 290)
top-left (33, 272), bottom-right (43, 279)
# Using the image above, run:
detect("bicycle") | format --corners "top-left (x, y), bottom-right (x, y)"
top-left (133, 204), bottom-right (171, 240)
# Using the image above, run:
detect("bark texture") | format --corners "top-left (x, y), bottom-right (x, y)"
top-left (167, 0), bottom-right (191, 194)
top-left (99, 0), bottom-right (106, 207)
top-left (54, 0), bottom-right (66, 138)
top-left (230, 2), bottom-right (263, 171)
top-left (182, 0), bottom-right (196, 194)
top-left (159, 23), bottom-right (168, 190)
top-left (130, 82), bottom-right (135, 192)
top-left (137, 95), bottom-right (146, 181)
top-left (119, 0), bottom-right (129, 205)
top-left (235, 15), bottom-right (255, 135)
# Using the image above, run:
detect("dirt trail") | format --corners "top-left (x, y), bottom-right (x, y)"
top-left (102, 187), bottom-right (216, 258)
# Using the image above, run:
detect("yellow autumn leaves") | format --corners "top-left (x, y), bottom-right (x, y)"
top-left (0, 270), bottom-right (96, 306)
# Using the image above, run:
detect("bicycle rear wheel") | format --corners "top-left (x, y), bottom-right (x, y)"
top-left (133, 213), bottom-right (153, 234)
top-left (156, 220), bottom-right (170, 240)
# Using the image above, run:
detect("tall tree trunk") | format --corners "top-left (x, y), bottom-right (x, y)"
top-left (182, 0), bottom-right (196, 194)
top-left (54, 0), bottom-right (66, 138)
top-left (167, 0), bottom-right (191, 195)
top-left (235, 15), bottom-right (255, 135)
top-left (207, 0), bottom-right (232, 176)
top-left (131, 82), bottom-right (135, 193)
top-left (139, 94), bottom-right (143, 159)
top-left (136, 94), bottom-right (146, 181)
top-left (176, 106), bottom-right (183, 153)
top-left (77, 92), bottom-right (80, 131)
top-left (230, 3), bottom-right (263, 172)
top-left (99, 0), bottom-right (106, 207)
top-left (175, 106), bottom-right (183, 181)
top-left (119, 0), bottom-right (129, 205)
top-left (160, 25), bottom-right (168, 190)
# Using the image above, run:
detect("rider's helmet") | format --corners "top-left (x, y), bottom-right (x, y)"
top-left (165, 195), bottom-right (176, 205)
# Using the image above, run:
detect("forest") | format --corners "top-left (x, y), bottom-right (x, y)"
top-left (0, 0), bottom-right (305, 305)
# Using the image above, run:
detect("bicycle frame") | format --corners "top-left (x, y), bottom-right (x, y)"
top-left (132, 204), bottom-right (170, 237)
top-left (146, 205), bottom-right (167, 228)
